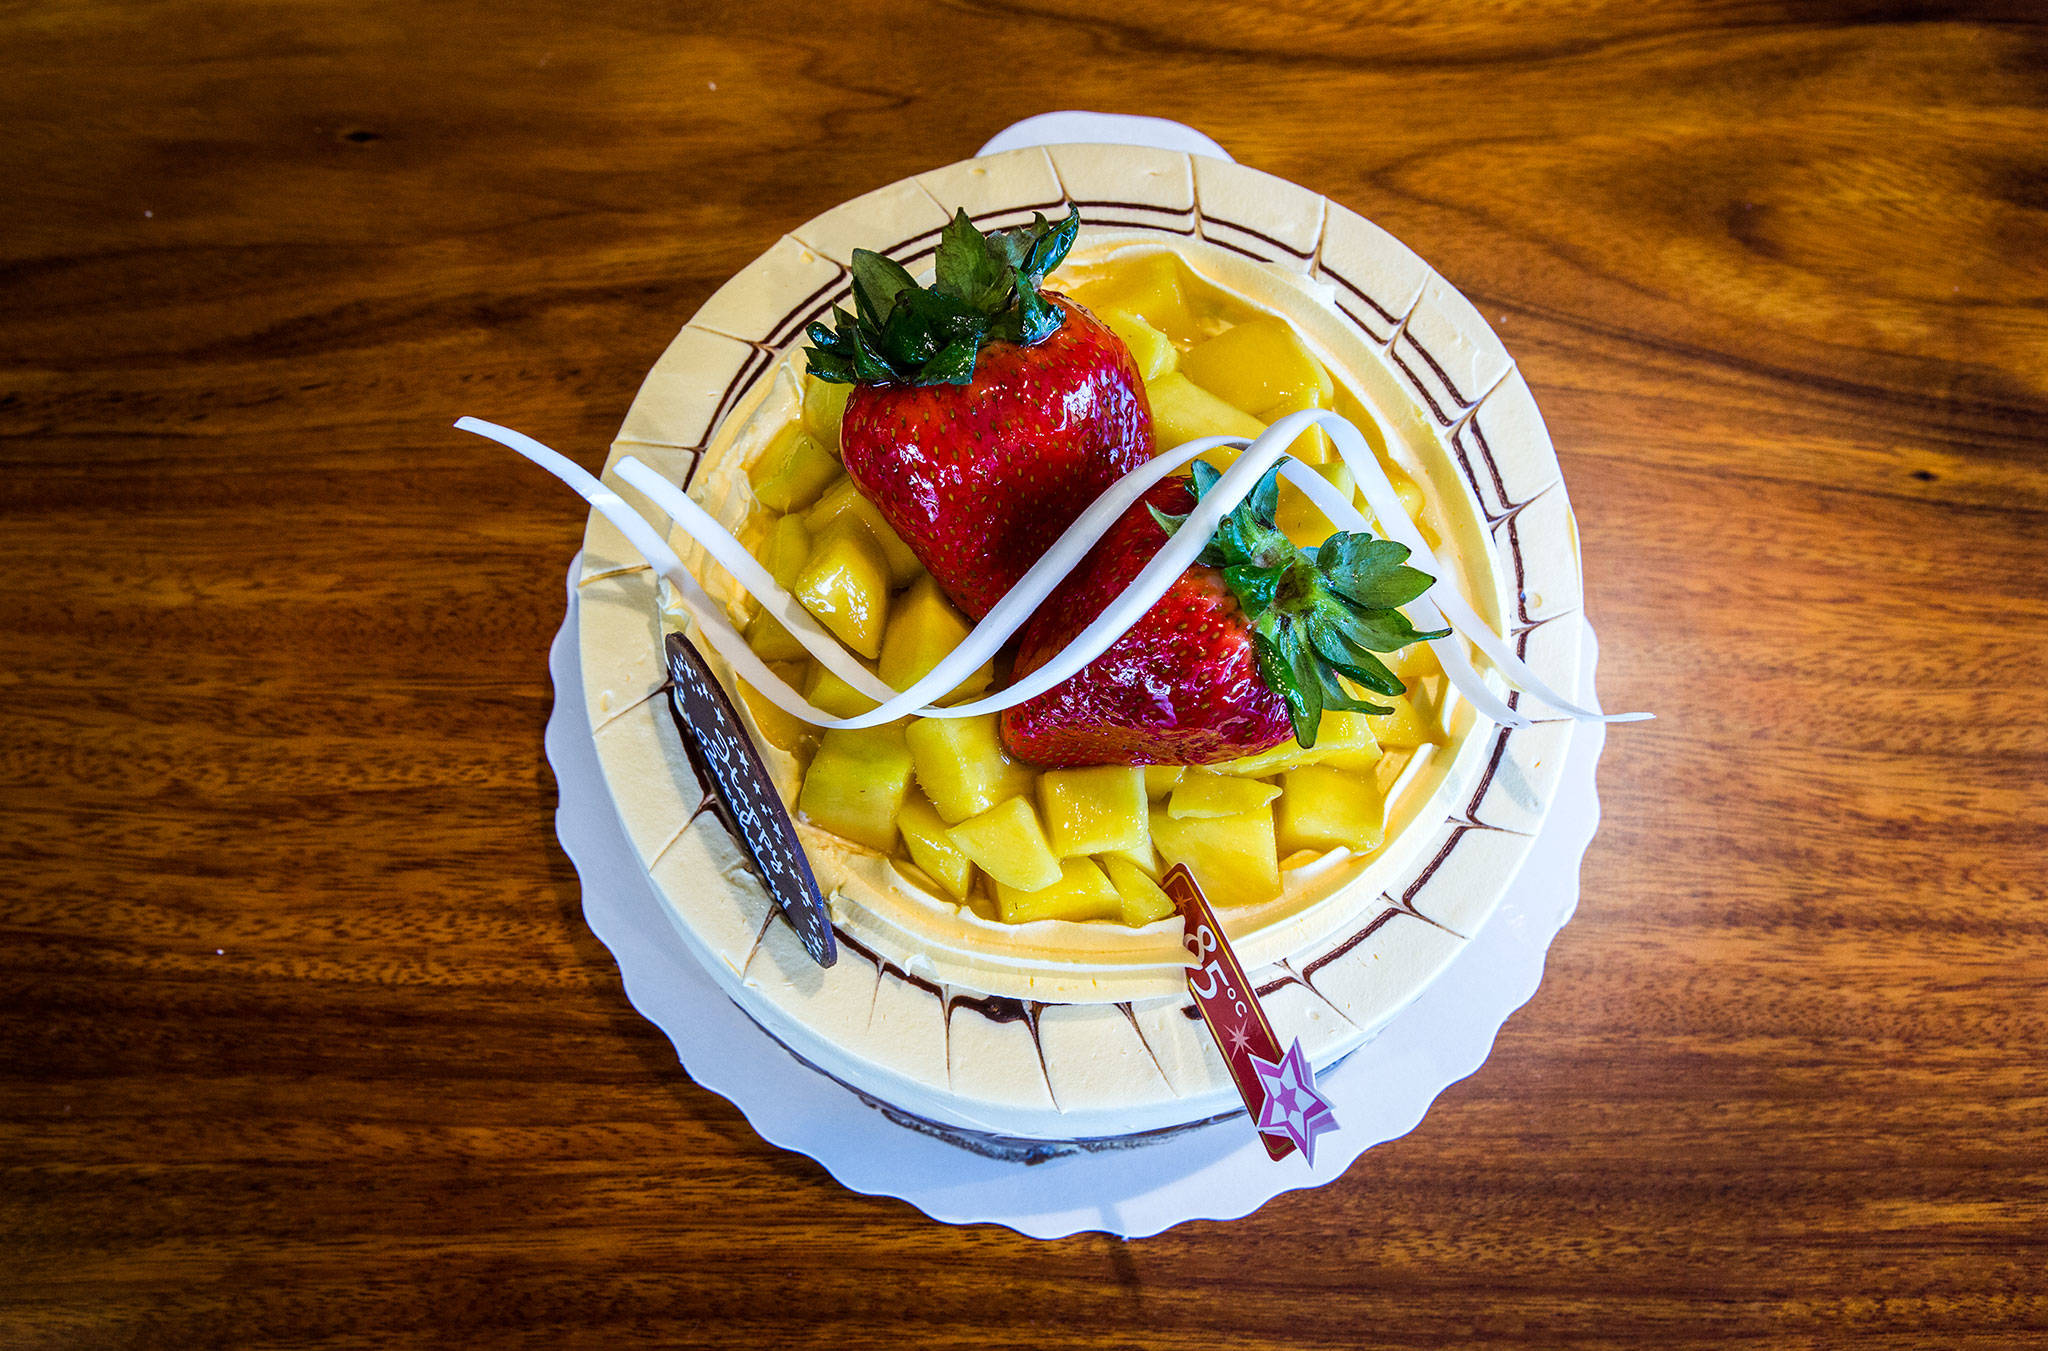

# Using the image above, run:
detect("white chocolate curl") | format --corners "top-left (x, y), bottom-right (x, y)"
top-left (457, 411), bottom-right (1649, 731)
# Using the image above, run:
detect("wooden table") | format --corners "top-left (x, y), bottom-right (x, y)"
top-left (6, 3), bottom-right (2044, 1346)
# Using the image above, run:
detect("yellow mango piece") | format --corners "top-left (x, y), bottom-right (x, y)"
top-left (793, 522), bottom-right (889, 659)
top-left (1391, 468), bottom-right (1426, 524)
top-left (1152, 806), bottom-right (1281, 906)
top-left (948, 796), bottom-right (1063, 893)
top-left (1037, 765), bottom-right (1148, 858)
top-left (1167, 771), bottom-right (1281, 819)
top-left (878, 576), bottom-right (993, 702)
top-left (1145, 372), bottom-right (1265, 464)
top-left (736, 513), bottom-right (771, 557)
top-left (1367, 691), bottom-right (1439, 750)
top-left (749, 424), bottom-right (841, 513)
top-left (801, 373), bottom-right (852, 455)
top-left (1276, 461), bottom-right (1355, 548)
top-left (804, 480), bottom-right (921, 586)
top-left (904, 714), bottom-right (1036, 825)
top-left (1142, 765), bottom-right (1186, 799)
top-left (1211, 740), bottom-right (1314, 779)
top-left (797, 724), bottom-right (913, 852)
top-left (1213, 708), bottom-right (1384, 778)
top-left (1097, 307), bottom-right (1178, 382)
top-left (1277, 765), bottom-right (1386, 854)
top-left (1316, 710), bottom-right (1386, 772)
top-left (1262, 388), bottom-right (1333, 466)
top-left (995, 857), bottom-right (1122, 925)
top-left (802, 663), bottom-right (883, 721)
top-left (1381, 642), bottom-right (1434, 681)
top-left (1104, 855), bottom-right (1177, 926)
top-left (1100, 836), bottom-right (1160, 876)
top-left (1071, 252), bottom-right (1198, 343)
top-left (761, 514), bottom-right (813, 590)
top-left (1180, 316), bottom-right (1333, 423)
top-left (743, 608), bottom-right (810, 662)
top-left (899, 791), bottom-right (975, 901)
top-left (737, 677), bottom-right (814, 755)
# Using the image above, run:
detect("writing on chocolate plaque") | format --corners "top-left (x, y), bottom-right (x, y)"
top-left (664, 633), bottom-right (835, 967)
top-left (1166, 865), bottom-right (1337, 1164)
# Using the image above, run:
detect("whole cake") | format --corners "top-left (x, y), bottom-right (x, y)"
top-left (574, 145), bottom-right (1584, 1150)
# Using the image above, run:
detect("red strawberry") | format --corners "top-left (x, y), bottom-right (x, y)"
top-left (1001, 463), bottom-right (1448, 768)
top-left (805, 210), bottom-right (1151, 619)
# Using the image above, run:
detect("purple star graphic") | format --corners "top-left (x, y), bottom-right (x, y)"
top-left (1248, 1038), bottom-right (1339, 1165)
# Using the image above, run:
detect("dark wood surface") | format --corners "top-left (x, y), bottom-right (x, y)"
top-left (5, 3), bottom-right (2044, 1347)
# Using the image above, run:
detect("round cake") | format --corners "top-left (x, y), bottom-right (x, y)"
top-left (575, 144), bottom-right (1583, 1150)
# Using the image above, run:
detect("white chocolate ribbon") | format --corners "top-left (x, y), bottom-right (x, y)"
top-left (458, 411), bottom-right (1648, 732)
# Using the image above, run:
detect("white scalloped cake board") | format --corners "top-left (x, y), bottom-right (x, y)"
top-left (548, 557), bottom-right (1610, 1238)
top-left (576, 135), bottom-right (1588, 1137)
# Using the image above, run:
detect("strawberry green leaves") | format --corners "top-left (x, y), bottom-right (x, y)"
top-left (806, 208), bottom-right (1082, 387)
top-left (933, 210), bottom-right (1011, 313)
top-left (1156, 462), bottom-right (1449, 747)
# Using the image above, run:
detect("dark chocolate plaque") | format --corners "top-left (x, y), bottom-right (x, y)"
top-left (663, 633), bottom-right (835, 967)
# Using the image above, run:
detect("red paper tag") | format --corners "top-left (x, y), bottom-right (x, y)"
top-left (1164, 864), bottom-right (1296, 1162)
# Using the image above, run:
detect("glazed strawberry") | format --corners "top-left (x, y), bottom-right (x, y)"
top-left (805, 210), bottom-right (1151, 619)
top-left (1001, 463), bottom-right (1447, 768)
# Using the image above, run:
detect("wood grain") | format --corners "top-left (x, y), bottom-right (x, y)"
top-left (3, 2), bottom-right (2044, 1347)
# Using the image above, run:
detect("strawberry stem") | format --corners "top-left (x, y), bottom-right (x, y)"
top-left (804, 208), bottom-right (1081, 388)
top-left (1154, 461), bottom-right (1449, 747)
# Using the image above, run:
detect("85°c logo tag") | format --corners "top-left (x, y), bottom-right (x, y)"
top-left (1165, 864), bottom-right (1337, 1164)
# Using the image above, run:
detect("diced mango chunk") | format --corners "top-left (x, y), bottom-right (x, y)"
top-left (1380, 641), bottom-right (1434, 682)
top-left (1100, 836), bottom-right (1160, 875)
top-left (1167, 771), bottom-right (1281, 819)
top-left (1097, 307), bottom-right (1178, 382)
top-left (802, 662), bottom-right (883, 721)
top-left (804, 479), bottom-right (921, 585)
top-left (1367, 690), bottom-right (1440, 750)
top-left (802, 373), bottom-right (852, 455)
top-left (1262, 388), bottom-right (1333, 466)
top-left (749, 424), bottom-right (840, 513)
top-left (743, 608), bottom-right (810, 662)
top-left (1104, 855), bottom-right (1177, 927)
top-left (1071, 252), bottom-right (1198, 342)
top-left (761, 514), bottom-right (813, 590)
top-left (737, 677), bottom-right (815, 756)
top-left (1214, 710), bottom-right (1384, 777)
top-left (996, 857), bottom-right (1122, 924)
top-left (1180, 316), bottom-right (1333, 422)
top-left (949, 796), bottom-right (1063, 892)
top-left (1316, 710), bottom-right (1387, 772)
top-left (899, 791), bottom-right (975, 900)
top-left (878, 576), bottom-right (992, 702)
top-left (1276, 461), bottom-right (1354, 548)
top-left (1037, 765), bottom-right (1148, 858)
top-left (1391, 468), bottom-right (1426, 523)
top-left (1210, 739), bottom-right (1313, 779)
top-left (793, 522), bottom-right (889, 659)
top-left (1153, 806), bottom-right (1281, 906)
top-left (904, 714), bottom-right (1036, 825)
top-left (1142, 765), bottom-right (1185, 798)
top-left (1277, 765), bottom-right (1386, 854)
top-left (798, 725), bottom-right (913, 852)
top-left (1145, 372), bottom-right (1265, 465)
